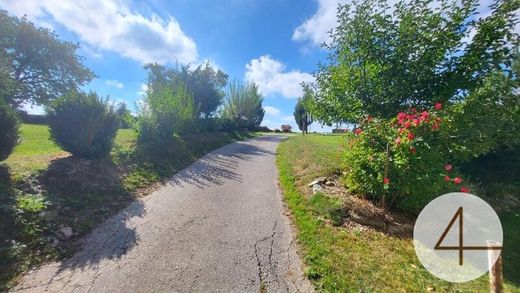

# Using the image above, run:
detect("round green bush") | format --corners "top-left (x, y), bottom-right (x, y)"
top-left (0, 100), bottom-right (19, 161)
top-left (47, 91), bottom-right (118, 159)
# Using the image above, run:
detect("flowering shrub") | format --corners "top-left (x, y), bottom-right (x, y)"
top-left (343, 104), bottom-right (471, 213)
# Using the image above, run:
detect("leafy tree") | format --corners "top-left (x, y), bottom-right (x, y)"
top-left (221, 80), bottom-right (264, 130)
top-left (0, 10), bottom-right (95, 108)
top-left (143, 62), bottom-right (227, 118)
top-left (0, 99), bottom-right (19, 161)
top-left (137, 77), bottom-right (195, 142)
top-left (294, 96), bottom-right (313, 134)
top-left (115, 101), bottom-right (134, 129)
top-left (448, 49), bottom-right (520, 160)
top-left (306, 0), bottom-right (520, 123)
top-left (47, 91), bottom-right (118, 159)
top-left (179, 62), bottom-right (228, 118)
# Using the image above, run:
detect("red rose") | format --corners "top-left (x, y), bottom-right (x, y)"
top-left (444, 175), bottom-right (451, 182)
top-left (435, 102), bottom-right (442, 110)
top-left (354, 128), bottom-right (363, 135)
top-left (432, 123), bottom-right (440, 130)
top-left (383, 178), bottom-right (390, 185)
top-left (444, 164), bottom-right (452, 172)
top-left (407, 132), bottom-right (415, 140)
top-left (453, 177), bottom-right (462, 184)
top-left (404, 121), bottom-right (411, 128)
top-left (460, 187), bottom-right (470, 193)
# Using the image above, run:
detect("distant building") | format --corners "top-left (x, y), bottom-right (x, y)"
top-left (332, 128), bottom-right (349, 133)
top-left (281, 125), bottom-right (292, 132)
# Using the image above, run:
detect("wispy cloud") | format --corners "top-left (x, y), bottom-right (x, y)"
top-left (264, 105), bottom-right (281, 116)
top-left (105, 79), bottom-right (124, 89)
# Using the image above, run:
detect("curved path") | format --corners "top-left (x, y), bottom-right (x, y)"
top-left (12, 136), bottom-right (313, 293)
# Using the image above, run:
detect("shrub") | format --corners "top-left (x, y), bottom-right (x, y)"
top-left (343, 105), bottom-right (471, 213)
top-left (0, 100), bottom-right (19, 161)
top-left (137, 81), bottom-right (195, 143)
top-left (221, 80), bottom-right (264, 130)
top-left (47, 91), bottom-right (118, 158)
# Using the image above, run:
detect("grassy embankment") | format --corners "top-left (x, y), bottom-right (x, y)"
top-left (0, 123), bottom-right (255, 290)
top-left (276, 134), bottom-right (520, 292)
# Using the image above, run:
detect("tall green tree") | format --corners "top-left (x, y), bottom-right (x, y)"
top-left (294, 96), bottom-right (313, 134)
top-left (306, 0), bottom-right (519, 123)
top-left (137, 69), bottom-right (195, 141)
top-left (143, 62), bottom-right (227, 118)
top-left (221, 80), bottom-right (264, 130)
top-left (0, 10), bottom-right (95, 108)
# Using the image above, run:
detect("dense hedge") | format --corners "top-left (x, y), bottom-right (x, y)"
top-left (47, 91), bottom-right (118, 159)
top-left (0, 100), bottom-right (19, 161)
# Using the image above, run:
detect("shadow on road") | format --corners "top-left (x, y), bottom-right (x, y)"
top-left (168, 136), bottom-right (278, 189)
top-left (43, 136), bottom-right (280, 277)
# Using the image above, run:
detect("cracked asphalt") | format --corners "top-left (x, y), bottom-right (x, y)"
top-left (12, 136), bottom-right (313, 293)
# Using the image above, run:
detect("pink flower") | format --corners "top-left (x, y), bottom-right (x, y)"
top-left (384, 178), bottom-right (390, 185)
top-left (395, 137), bottom-right (401, 145)
top-left (453, 177), bottom-right (462, 184)
top-left (407, 132), bottom-right (415, 140)
top-left (354, 128), bottom-right (363, 135)
top-left (444, 175), bottom-right (451, 182)
top-left (460, 187), bottom-right (470, 193)
top-left (404, 121), bottom-right (411, 128)
top-left (421, 111), bottom-right (429, 118)
top-left (435, 102), bottom-right (442, 110)
top-left (444, 164), bottom-right (452, 172)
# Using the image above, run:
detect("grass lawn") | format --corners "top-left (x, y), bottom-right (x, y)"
top-left (5, 124), bottom-right (136, 177)
top-left (276, 134), bottom-right (520, 292)
top-left (0, 123), bottom-right (255, 290)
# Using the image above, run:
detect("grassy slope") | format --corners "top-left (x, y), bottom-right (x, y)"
top-left (276, 134), bottom-right (519, 292)
top-left (0, 124), bottom-right (255, 290)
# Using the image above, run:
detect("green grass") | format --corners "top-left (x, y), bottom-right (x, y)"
top-left (276, 134), bottom-right (520, 292)
top-left (0, 124), bottom-right (256, 290)
top-left (5, 125), bottom-right (137, 177)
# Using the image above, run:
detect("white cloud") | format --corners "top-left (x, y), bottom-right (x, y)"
top-left (21, 102), bottom-right (45, 115)
top-left (137, 83), bottom-right (148, 96)
top-left (245, 55), bottom-right (313, 99)
top-left (0, 0), bottom-right (198, 64)
top-left (264, 106), bottom-right (281, 116)
top-left (105, 79), bottom-right (124, 89)
top-left (292, 0), bottom-right (346, 46)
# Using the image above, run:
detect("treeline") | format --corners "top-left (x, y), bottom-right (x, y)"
top-left (0, 10), bottom-right (264, 161)
top-left (136, 63), bottom-right (265, 145)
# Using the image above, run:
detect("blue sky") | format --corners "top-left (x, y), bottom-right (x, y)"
top-left (0, 0), bottom-right (345, 131)
top-left (0, 0), bottom-right (501, 131)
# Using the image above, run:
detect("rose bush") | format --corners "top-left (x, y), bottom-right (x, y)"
top-left (343, 104), bottom-right (471, 213)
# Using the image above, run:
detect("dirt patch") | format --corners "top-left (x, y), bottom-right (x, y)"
top-left (309, 176), bottom-right (414, 237)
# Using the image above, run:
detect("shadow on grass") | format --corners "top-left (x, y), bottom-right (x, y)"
top-left (39, 156), bottom-right (144, 272)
